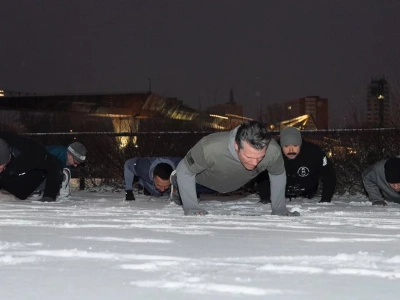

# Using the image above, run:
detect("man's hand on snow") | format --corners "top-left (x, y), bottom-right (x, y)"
top-left (125, 190), bottom-right (135, 201)
top-left (319, 199), bottom-right (331, 203)
top-left (39, 196), bottom-right (56, 202)
top-left (185, 209), bottom-right (209, 216)
top-left (286, 211), bottom-right (300, 217)
top-left (372, 200), bottom-right (387, 206)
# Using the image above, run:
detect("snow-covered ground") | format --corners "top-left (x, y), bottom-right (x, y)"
top-left (1, 191), bottom-right (400, 300)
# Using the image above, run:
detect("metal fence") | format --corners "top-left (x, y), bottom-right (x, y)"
top-left (19, 128), bottom-right (400, 195)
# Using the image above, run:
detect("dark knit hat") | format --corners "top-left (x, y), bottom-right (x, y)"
top-left (0, 138), bottom-right (10, 165)
top-left (280, 127), bottom-right (302, 147)
top-left (384, 157), bottom-right (400, 183)
top-left (67, 142), bottom-right (87, 163)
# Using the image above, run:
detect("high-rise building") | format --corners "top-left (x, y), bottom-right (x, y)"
top-left (283, 96), bottom-right (329, 129)
top-left (366, 77), bottom-right (391, 128)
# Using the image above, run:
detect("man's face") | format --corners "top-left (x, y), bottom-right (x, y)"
top-left (0, 163), bottom-right (7, 173)
top-left (153, 176), bottom-right (171, 192)
top-left (390, 183), bottom-right (400, 192)
top-left (0, 155), bottom-right (11, 173)
top-left (282, 144), bottom-right (301, 159)
top-left (235, 141), bottom-right (267, 171)
top-left (67, 152), bottom-right (81, 167)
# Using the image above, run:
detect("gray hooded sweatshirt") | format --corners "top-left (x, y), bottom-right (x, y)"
top-left (363, 159), bottom-right (400, 202)
top-left (176, 127), bottom-right (290, 215)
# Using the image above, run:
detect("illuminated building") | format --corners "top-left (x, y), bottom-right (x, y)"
top-left (366, 77), bottom-right (391, 128)
top-left (283, 96), bottom-right (329, 129)
top-left (0, 92), bottom-right (252, 144)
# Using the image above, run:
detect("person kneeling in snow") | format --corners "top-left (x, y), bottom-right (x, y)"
top-left (257, 127), bottom-right (336, 204)
top-left (363, 157), bottom-right (400, 206)
top-left (0, 133), bottom-right (63, 202)
top-left (44, 142), bottom-right (87, 198)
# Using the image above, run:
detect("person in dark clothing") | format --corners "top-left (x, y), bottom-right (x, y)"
top-left (42, 142), bottom-right (87, 197)
top-left (124, 157), bottom-right (215, 201)
top-left (124, 157), bottom-right (183, 200)
top-left (258, 127), bottom-right (336, 203)
top-left (0, 133), bottom-right (63, 202)
top-left (47, 142), bottom-right (87, 169)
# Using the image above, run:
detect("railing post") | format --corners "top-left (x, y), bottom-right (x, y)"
top-left (79, 177), bottom-right (85, 190)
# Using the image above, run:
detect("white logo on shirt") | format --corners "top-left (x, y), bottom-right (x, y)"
top-left (322, 156), bottom-right (327, 166)
top-left (297, 167), bottom-right (310, 177)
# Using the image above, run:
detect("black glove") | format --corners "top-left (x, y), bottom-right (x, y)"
top-left (372, 200), bottom-right (387, 206)
top-left (125, 190), bottom-right (135, 201)
top-left (39, 196), bottom-right (56, 202)
top-left (286, 211), bottom-right (300, 217)
top-left (319, 199), bottom-right (331, 203)
top-left (258, 199), bottom-right (271, 204)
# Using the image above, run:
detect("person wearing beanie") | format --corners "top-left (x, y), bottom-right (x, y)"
top-left (44, 141), bottom-right (87, 197)
top-left (124, 157), bottom-right (214, 201)
top-left (47, 141), bottom-right (87, 168)
top-left (257, 126), bottom-right (336, 204)
top-left (363, 157), bottom-right (400, 206)
top-left (0, 133), bottom-right (63, 202)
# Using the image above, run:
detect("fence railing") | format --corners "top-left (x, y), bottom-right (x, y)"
top-left (16, 128), bottom-right (400, 195)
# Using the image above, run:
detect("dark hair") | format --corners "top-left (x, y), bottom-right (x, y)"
top-left (235, 121), bottom-right (271, 150)
top-left (384, 157), bottom-right (400, 183)
top-left (153, 163), bottom-right (174, 180)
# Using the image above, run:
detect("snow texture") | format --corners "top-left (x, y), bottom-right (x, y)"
top-left (1, 191), bottom-right (400, 299)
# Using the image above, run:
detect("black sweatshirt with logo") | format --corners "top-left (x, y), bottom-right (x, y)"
top-left (258, 140), bottom-right (336, 202)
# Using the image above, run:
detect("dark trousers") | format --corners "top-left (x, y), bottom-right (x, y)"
top-left (287, 188), bottom-right (317, 200)
top-left (0, 170), bottom-right (47, 200)
top-left (257, 170), bottom-right (271, 201)
top-left (257, 170), bottom-right (318, 201)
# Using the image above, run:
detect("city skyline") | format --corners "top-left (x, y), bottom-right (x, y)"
top-left (1, 0), bottom-right (400, 127)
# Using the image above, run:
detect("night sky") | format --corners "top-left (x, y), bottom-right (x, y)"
top-left (1, 0), bottom-right (400, 127)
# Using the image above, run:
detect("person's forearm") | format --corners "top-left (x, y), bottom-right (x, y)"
top-left (363, 175), bottom-right (384, 201)
top-left (269, 171), bottom-right (289, 215)
top-left (124, 159), bottom-right (138, 191)
top-left (321, 166), bottom-right (336, 201)
top-left (124, 169), bottom-right (135, 191)
top-left (176, 161), bottom-right (208, 215)
top-left (43, 155), bottom-right (63, 199)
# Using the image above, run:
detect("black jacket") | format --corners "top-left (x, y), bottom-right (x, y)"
top-left (284, 140), bottom-right (336, 201)
top-left (0, 133), bottom-right (63, 200)
top-left (258, 140), bottom-right (336, 202)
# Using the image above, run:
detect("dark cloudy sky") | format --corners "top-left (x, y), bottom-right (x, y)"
top-left (1, 0), bottom-right (400, 127)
